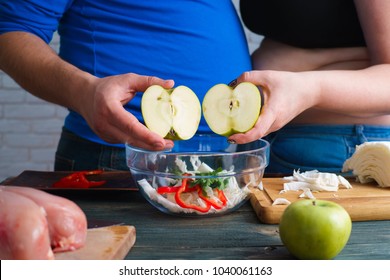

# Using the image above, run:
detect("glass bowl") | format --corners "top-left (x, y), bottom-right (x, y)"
top-left (126, 134), bottom-right (269, 216)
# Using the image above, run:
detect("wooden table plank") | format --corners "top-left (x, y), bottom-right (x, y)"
top-left (3, 171), bottom-right (390, 260)
top-left (125, 246), bottom-right (291, 260)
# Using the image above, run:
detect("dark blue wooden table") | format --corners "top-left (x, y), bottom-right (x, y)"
top-left (66, 189), bottom-right (390, 260)
top-left (3, 171), bottom-right (390, 260)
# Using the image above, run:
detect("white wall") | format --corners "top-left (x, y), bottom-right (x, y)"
top-left (0, 0), bottom-right (262, 182)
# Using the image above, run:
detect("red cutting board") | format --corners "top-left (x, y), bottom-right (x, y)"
top-left (250, 178), bottom-right (390, 224)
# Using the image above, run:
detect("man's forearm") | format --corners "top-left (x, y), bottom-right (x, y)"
top-left (0, 31), bottom-right (96, 114)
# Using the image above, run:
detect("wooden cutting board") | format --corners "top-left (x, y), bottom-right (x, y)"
top-left (55, 225), bottom-right (136, 260)
top-left (250, 178), bottom-right (390, 224)
top-left (1, 171), bottom-right (137, 260)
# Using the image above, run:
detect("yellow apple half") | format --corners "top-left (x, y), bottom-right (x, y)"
top-left (141, 85), bottom-right (201, 140)
top-left (202, 82), bottom-right (262, 136)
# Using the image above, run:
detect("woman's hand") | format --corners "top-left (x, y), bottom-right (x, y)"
top-left (227, 70), bottom-right (319, 144)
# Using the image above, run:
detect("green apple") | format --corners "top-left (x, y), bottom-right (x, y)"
top-left (279, 199), bottom-right (352, 260)
top-left (141, 85), bottom-right (201, 140)
top-left (202, 82), bottom-right (262, 136)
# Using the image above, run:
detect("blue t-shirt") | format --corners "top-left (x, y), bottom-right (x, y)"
top-left (0, 0), bottom-right (251, 147)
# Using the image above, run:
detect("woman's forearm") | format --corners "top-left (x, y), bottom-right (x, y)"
top-left (309, 64), bottom-right (390, 117)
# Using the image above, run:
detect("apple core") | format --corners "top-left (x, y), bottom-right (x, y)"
top-left (141, 85), bottom-right (201, 140)
top-left (202, 82), bottom-right (262, 136)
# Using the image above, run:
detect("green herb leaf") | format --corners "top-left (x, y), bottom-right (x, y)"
top-left (190, 167), bottom-right (229, 191)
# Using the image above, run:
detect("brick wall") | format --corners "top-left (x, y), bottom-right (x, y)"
top-left (0, 1), bottom-right (263, 182)
top-left (0, 32), bottom-right (69, 182)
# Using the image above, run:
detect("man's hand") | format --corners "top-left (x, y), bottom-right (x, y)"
top-left (80, 73), bottom-right (175, 150)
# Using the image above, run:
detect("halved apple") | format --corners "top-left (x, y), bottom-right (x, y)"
top-left (202, 82), bottom-right (262, 136)
top-left (141, 85), bottom-right (201, 140)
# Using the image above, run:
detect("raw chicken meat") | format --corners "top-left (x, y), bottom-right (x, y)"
top-left (3, 186), bottom-right (87, 252)
top-left (0, 189), bottom-right (54, 260)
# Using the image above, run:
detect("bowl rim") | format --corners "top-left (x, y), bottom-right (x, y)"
top-left (130, 165), bottom-right (267, 179)
top-left (126, 136), bottom-right (270, 178)
top-left (125, 135), bottom-right (270, 156)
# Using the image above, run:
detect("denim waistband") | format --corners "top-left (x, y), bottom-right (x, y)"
top-left (275, 124), bottom-right (390, 136)
top-left (264, 124), bottom-right (390, 174)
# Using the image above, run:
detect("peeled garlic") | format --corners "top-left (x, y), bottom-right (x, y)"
top-left (342, 141), bottom-right (390, 187)
top-left (299, 188), bottom-right (316, 199)
top-left (272, 198), bottom-right (291, 206)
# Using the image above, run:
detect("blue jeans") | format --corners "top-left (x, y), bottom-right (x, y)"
top-left (54, 128), bottom-right (127, 171)
top-left (55, 125), bottom-right (390, 174)
top-left (264, 124), bottom-right (390, 174)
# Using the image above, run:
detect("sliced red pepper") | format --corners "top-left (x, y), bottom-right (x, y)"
top-left (157, 186), bottom-right (180, 194)
top-left (174, 178), bottom-right (211, 213)
top-left (157, 180), bottom-right (227, 212)
top-left (157, 180), bottom-right (198, 194)
top-left (86, 180), bottom-right (106, 187)
top-left (52, 170), bottom-right (106, 189)
top-left (216, 189), bottom-right (228, 206)
top-left (197, 187), bottom-right (228, 210)
top-left (197, 189), bottom-right (223, 209)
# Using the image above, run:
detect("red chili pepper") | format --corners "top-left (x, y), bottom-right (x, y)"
top-left (52, 170), bottom-right (106, 189)
top-left (174, 178), bottom-right (211, 213)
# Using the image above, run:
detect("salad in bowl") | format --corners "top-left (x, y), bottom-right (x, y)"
top-left (126, 134), bottom-right (269, 216)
